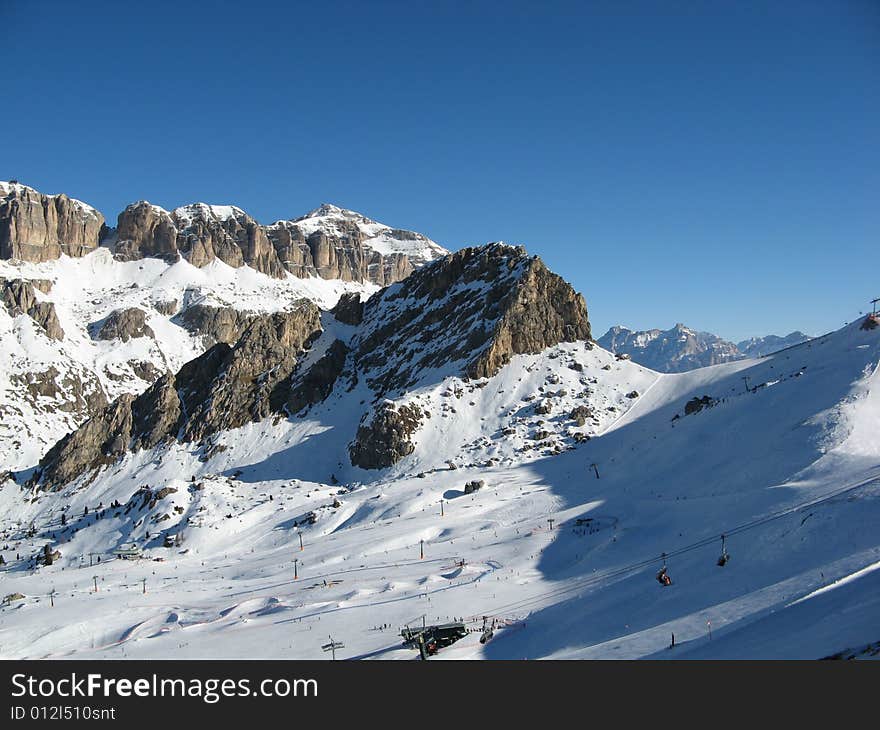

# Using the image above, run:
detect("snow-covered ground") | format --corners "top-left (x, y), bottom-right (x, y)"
top-left (1, 317), bottom-right (878, 660)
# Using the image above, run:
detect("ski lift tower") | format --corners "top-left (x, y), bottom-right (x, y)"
top-left (321, 635), bottom-right (344, 661)
top-left (872, 298), bottom-right (880, 316)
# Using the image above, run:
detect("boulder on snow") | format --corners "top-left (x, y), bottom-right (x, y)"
top-left (570, 405), bottom-right (592, 426)
top-left (153, 299), bottom-right (178, 316)
top-left (349, 401), bottom-right (424, 469)
top-left (684, 395), bottom-right (716, 415)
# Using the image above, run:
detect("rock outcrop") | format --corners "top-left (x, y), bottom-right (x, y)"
top-left (176, 304), bottom-right (258, 347)
top-left (174, 203), bottom-right (286, 278)
top-left (352, 244), bottom-right (591, 395)
top-left (37, 304), bottom-right (322, 489)
top-left (39, 394), bottom-right (136, 488)
top-left (114, 202), bottom-right (178, 262)
top-left (286, 340), bottom-right (349, 415)
top-left (153, 299), bottom-right (178, 316)
top-left (31, 242), bottom-right (593, 482)
top-left (0, 182), bottom-right (104, 262)
top-left (349, 401), bottom-right (424, 470)
top-left (1, 278), bottom-right (64, 340)
top-left (114, 202), bottom-right (287, 278)
top-left (466, 254), bottom-right (591, 379)
top-left (93, 308), bottom-right (154, 342)
top-left (264, 204), bottom-right (438, 285)
top-left (331, 292), bottom-right (364, 325)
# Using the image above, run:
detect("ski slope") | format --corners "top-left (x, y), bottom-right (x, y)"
top-left (0, 320), bottom-right (878, 660)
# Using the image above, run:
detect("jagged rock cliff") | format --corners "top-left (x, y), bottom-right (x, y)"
top-left (113, 200), bottom-right (446, 284)
top-left (266, 204), bottom-right (444, 285)
top-left (37, 303), bottom-right (322, 489)
top-left (345, 244), bottom-right (591, 468)
top-left (114, 202), bottom-right (287, 278)
top-left (31, 242), bottom-right (593, 483)
top-left (2, 183), bottom-right (447, 287)
top-left (0, 182), bottom-right (104, 262)
top-left (351, 243), bottom-right (591, 395)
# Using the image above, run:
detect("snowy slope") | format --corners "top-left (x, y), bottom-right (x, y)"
top-left (0, 249), bottom-right (376, 470)
top-left (1, 318), bottom-right (878, 660)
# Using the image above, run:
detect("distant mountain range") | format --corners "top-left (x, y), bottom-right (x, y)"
top-left (597, 323), bottom-right (811, 373)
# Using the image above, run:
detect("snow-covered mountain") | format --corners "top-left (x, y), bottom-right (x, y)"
top-left (2, 184), bottom-right (879, 661)
top-left (737, 332), bottom-right (811, 358)
top-left (598, 324), bottom-right (811, 372)
top-left (0, 182), bottom-right (450, 473)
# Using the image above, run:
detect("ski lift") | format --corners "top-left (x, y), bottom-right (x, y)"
top-left (480, 617), bottom-right (496, 645)
top-left (717, 534), bottom-right (730, 567)
top-left (656, 553), bottom-right (672, 586)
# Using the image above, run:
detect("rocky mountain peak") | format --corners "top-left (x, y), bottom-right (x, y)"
top-left (351, 242), bottom-right (590, 395)
top-left (0, 180), bottom-right (105, 262)
top-left (298, 203), bottom-right (365, 221)
top-left (1, 183), bottom-right (445, 287)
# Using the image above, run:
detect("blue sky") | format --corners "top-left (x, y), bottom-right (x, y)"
top-left (2, 1), bottom-right (877, 341)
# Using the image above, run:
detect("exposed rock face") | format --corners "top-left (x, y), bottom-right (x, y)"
top-left (570, 405), bottom-right (592, 426)
top-left (352, 244), bottom-right (591, 395)
top-left (29, 279), bottom-right (53, 294)
top-left (93, 308), bottom-right (154, 342)
top-left (37, 304), bottom-right (322, 489)
top-left (114, 202), bottom-right (178, 262)
top-left (466, 254), bottom-right (591, 379)
top-left (684, 395), bottom-right (716, 415)
top-left (174, 203), bottom-right (286, 278)
top-left (181, 308), bottom-right (321, 441)
top-left (1, 277), bottom-right (37, 316)
top-left (266, 204), bottom-right (443, 284)
top-left (176, 304), bottom-right (258, 347)
top-left (3, 183), bottom-right (445, 285)
top-left (331, 292), bottom-right (364, 325)
top-left (1, 278), bottom-right (64, 340)
top-left (349, 401), bottom-right (424, 470)
top-left (263, 221), bottom-right (315, 278)
top-left (286, 340), bottom-right (349, 414)
top-left (39, 393), bottom-right (136, 488)
top-left (0, 182), bottom-right (104, 262)
top-left (114, 202), bottom-right (287, 278)
top-left (28, 303), bottom-right (64, 341)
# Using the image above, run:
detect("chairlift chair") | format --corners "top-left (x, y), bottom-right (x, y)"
top-left (656, 553), bottom-right (672, 586)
